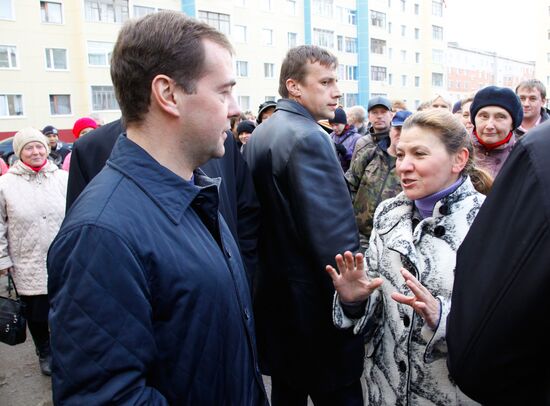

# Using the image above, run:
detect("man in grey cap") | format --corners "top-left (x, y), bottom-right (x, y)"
top-left (350, 96), bottom-right (393, 162)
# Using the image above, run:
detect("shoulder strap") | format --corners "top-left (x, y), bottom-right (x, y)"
top-left (7, 271), bottom-right (20, 298)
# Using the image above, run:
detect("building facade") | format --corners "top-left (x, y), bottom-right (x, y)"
top-left (0, 0), bottom-right (452, 138)
top-left (446, 42), bottom-right (535, 103)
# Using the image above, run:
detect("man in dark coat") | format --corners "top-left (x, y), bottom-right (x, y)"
top-left (66, 119), bottom-right (260, 282)
top-left (447, 120), bottom-right (550, 405)
top-left (244, 45), bottom-right (363, 405)
top-left (48, 11), bottom-right (267, 405)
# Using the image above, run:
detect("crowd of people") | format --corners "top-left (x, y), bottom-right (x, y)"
top-left (1, 9), bottom-right (549, 406)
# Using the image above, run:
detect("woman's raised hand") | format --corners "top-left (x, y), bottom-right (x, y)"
top-left (325, 251), bottom-right (383, 303)
top-left (391, 268), bottom-right (441, 329)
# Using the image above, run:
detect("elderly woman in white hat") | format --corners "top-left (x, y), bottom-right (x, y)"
top-left (0, 127), bottom-right (67, 376)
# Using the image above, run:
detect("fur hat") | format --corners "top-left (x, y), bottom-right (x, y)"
top-left (236, 120), bottom-right (256, 135)
top-left (329, 107), bottom-right (347, 125)
top-left (72, 117), bottom-right (98, 139)
top-left (470, 86), bottom-right (523, 131)
top-left (13, 127), bottom-right (50, 157)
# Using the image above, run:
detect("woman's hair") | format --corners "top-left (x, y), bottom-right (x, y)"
top-left (402, 109), bottom-right (493, 195)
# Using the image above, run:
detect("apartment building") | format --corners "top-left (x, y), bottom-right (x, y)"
top-left (446, 42), bottom-right (535, 103)
top-left (535, 0), bottom-right (550, 94)
top-left (0, 0), bottom-right (452, 138)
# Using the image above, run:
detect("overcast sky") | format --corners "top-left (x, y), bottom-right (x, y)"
top-left (445, 0), bottom-right (536, 61)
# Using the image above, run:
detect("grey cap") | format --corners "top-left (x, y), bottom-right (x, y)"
top-left (367, 96), bottom-right (392, 112)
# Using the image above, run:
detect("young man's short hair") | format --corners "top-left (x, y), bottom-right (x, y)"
top-left (278, 45), bottom-right (338, 98)
top-left (515, 79), bottom-right (547, 100)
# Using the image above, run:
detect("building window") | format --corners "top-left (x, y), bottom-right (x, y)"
top-left (236, 60), bottom-right (248, 77)
top-left (0, 94), bottom-right (23, 116)
top-left (45, 48), bottom-right (67, 70)
top-left (264, 63), bottom-right (275, 78)
top-left (415, 52), bottom-right (420, 63)
top-left (345, 37), bottom-right (357, 53)
top-left (432, 25), bottom-right (443, 40)
top-left (133, 5), bottom-right (155, 17)
top-left (286, 0), bottom-right (296, 15)
top-left (91, 85), bottom-right (119, 111)
top-left (265, 96), bottom-right (276, 101)
top-left (414, 3), bottom-right (419, 14)
top-left (345, 65), bottom-right (357, 81)
top-left (238, 95), bottom-right (250, 110)
top-left (313, 0), bottom-right (333, 17)
top-left (345, 93), bottom-right (358, 107)
top-left (40, 1), bottom-right (62, 23)
top-left (288, 32), bottom-right (297, 48)
top-left (262, 28), bottom-right (274, 46)
top-left (388, 47), bottom-right (393, 59)
top-left (432, 72), bottom-right (443, 87)
top-left (432, 48), bottom-right (444, 64)
top-left (388, 22), bottom-right (392, 34)
top-left (371, 38), bottom-right (386, 54)
top-left (0, 0), bottom-right (14, 20)
top-left (49, 94), bottom-right (71, 115)
top-left (0, 45), bottom-right (17, 68)
top-left (400, 0), bottom-right (406, 11)
top-left (400, 50), bottom-right (406, 62)
top-left (401, 25), bottom-right (406, 37)
top-left (371, 65), bottom-right (387, 81)
top-left (547, 52), bottom-right (550, 63)
top-left (401, 75), bottom-right (407, 86)
top-left (198, 10), bottom-right (230, 35)
top-left (87, 41), bottom-right (113, 66)
top-left (370, 10), bottom-right (386, 28)
top-left (337, 7), bottom-right (356, 25)
top-left (337, 64), bottom-right (345, 80)
top-left (388, 73), bottom-right (393, 85)
top-left (313, 28), bottom-right (334, 48)
top-left (233, 25), bottom-right (247, 43)
top-left (85, 0), bottom-right (129, 23)
top-left (336, 35), bottom-right (343, 51)
top-left (414, 28), bottom-right (420, 39)
top-left (235, 0), bottom-right (246, 6)
top-left (432, 0), bottom-right (443, 17)
top-left (260, 0), bottom-right (272, 10)
top-left (414, 76), bottom-right (420, 87)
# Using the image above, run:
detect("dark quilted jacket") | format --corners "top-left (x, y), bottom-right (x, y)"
top-left (48, 136), bottom-right (267, 405)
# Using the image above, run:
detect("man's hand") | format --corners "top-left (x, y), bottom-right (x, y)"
top-left (325, 251), bottom-right (383, 303)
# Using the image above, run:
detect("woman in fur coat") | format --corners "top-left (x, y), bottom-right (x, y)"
top-left (326, 109), bottom-right (492, 405)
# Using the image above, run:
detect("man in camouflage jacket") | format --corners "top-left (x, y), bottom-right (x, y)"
top-left (346, 110), bottom-right (411, 250)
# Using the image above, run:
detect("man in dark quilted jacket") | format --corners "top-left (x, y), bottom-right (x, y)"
top-left (47, 11), bottom-right (267, 405)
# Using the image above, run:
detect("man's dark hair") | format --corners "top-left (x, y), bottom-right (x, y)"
top-left (110, 10), bottom-right (233, 125)
top-left (515, 79), bottom-right (547, 100)
top-left (278, 45), bottom-right (338, 98)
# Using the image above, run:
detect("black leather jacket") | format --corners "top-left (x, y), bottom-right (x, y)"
top-left (244, 99), bottom-right (363, 391)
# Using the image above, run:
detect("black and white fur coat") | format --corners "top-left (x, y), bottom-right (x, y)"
top-left (334, 177), bottom-right (484, 406)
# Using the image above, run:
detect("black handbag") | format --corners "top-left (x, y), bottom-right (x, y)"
top-left (0, 272), bottom-right (27, 346)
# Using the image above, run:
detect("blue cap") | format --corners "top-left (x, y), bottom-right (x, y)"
top-left (392, 110), bottom-right (413, 127)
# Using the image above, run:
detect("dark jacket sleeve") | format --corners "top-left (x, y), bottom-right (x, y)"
top-left (287, 131), bottom-right (360, 278)
top-left (447, 128), bottom-right (550, 405)
top-left (48, 225), bottom-right (169, 405)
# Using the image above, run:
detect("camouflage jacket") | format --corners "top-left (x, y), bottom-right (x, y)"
top-left (345, 137), bottom-right (401, 250)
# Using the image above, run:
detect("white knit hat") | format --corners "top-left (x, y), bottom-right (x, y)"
top-left (13, 127), bottom-right (50, 157)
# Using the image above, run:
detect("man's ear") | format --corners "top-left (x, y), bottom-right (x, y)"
top-left (286, 78), bottom-right (301, 98)
top-left (151, 75), bottom-right (181, 118)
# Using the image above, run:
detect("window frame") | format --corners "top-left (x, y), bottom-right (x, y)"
top-left (45, 47), bottom-right (68, 70)
top-left (0, 44), bottom-right (18, 69)
top-left (90, 85), bottom-right (120, 112)
top-left (40, 1), bottom-right (63, 24)
top-left (87, 40), bottom-right (114, 67)
top-left (0, 93), bottom-right (24, 118)
top-left (48, 93), bottom-right (72, 116)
